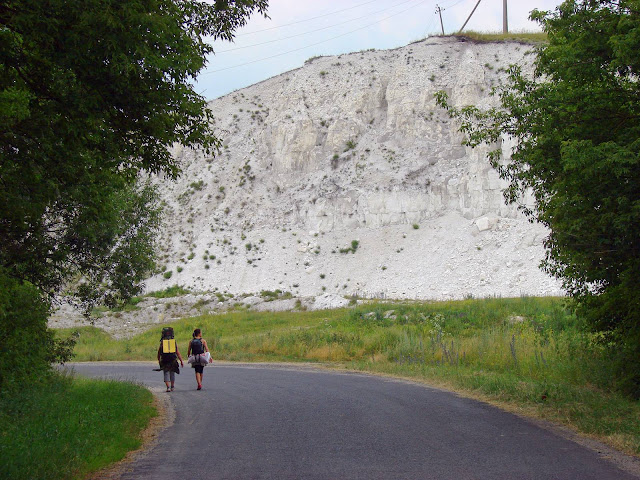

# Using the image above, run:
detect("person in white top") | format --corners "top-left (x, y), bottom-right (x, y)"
top-left (187, 328), bottom-right (211, 390)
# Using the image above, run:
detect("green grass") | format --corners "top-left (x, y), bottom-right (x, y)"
top-left (90, 285), bottom-right (192, 317)
top-left (455, 31), bottom-right (548, 44)
top-left (59, 297), bottom-right (640, 456)
top-left (0, 374), bottom-right (155, 480)
top-left (145, 284), bottom-right (191, 298)
top-left (60, 309), bottom-right (342, 362)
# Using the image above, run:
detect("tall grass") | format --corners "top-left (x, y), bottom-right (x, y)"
top-left (0, 374), bottom-right (155, 479)
top-left (455, 31), bottom-right (548, 44)
top-left (60, 297), bottom-right (640, 456)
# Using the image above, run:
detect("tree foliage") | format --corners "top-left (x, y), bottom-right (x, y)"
top-left (436, 0), bottom-right (640, 396)
top-left (0, 0), bottom-right (268, 387)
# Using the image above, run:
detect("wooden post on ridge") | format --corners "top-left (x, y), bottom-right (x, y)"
top-left (503, 0), bottom-right (509, 33)
top-left (436, 5), bottom-right (445, 35)
top-left (458, 0), bottom-right (482, 34)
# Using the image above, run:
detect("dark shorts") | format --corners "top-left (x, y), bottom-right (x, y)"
top-left (194, 365), bottom-right (204, 374)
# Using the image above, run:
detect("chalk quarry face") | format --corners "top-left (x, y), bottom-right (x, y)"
top-left (146, 36), bottom-right (562, 301)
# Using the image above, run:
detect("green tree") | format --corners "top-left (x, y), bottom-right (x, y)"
top-left (436, 0), bottom-right (640, 396)
top-left (0, 0), bottom-right (268, 387)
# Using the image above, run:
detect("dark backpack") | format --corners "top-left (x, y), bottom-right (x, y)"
top-left (191, 337), bottom-right (204, 355)
top-left (161, 327), bottom-right (174, 340)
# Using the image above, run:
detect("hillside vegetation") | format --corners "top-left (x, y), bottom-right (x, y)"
top-left (455, 31), bottom-right (548, 43)
top-left (60, 296), bottom-right (640, 456)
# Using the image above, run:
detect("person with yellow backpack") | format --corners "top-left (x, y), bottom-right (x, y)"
top-left (157, 327), bottom-right (184, 392)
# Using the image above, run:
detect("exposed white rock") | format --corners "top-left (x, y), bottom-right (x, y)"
top-left (241, 295), bottom-right (262, 306)
top-left (49, 37), bottom-right (563, 337)
top-left (140, 36), bottom-right (561, 301)
top-left (475, 215), bottom-right (499, 232)
top-left (313, 294), bottom-right (350, 310)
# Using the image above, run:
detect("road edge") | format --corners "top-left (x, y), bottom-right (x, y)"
top-left (209, 361), bottom-right (640, 478)
top-left (84, 385), bottom-right (175, 480)
top-left (76, 361), bottom-right (640, 479)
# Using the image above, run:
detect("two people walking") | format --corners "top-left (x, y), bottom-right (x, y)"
top-left (158, 327), bottom-right (212, 391)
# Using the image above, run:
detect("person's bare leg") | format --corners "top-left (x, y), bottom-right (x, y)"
top-left (196, 372), bottom-right (202, 389)
top-left (164, 371), bottom-right (171, 391)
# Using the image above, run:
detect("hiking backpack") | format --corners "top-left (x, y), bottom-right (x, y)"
top-left (160, 327), bottom-right (177, 365)
top-left (191, 337), bottom-right (204, 355)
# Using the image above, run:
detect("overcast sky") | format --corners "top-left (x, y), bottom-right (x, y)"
top-left (196, 0), bottom-right (565, 100)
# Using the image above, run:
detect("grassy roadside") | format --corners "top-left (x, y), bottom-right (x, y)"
top-left (0, 374), bottom-right (156, 480)
top-left (455, 31), bottom-right (548, 44)
top-left (58, 296), bottom-right (640, 457)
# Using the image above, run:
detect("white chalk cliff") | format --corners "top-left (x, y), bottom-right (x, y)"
top-left (146, 36), bottom-right (562, 300)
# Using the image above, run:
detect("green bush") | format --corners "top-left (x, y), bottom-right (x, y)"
top-left (338, 240), bottom-right (359, 254)
top-left (0, 270), bottom-right (75, 389)
top-left (146, 285), bottom-right (191, 298)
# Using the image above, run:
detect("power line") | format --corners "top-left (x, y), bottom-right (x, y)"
top-left (203, 0), bottom-right (430, 75)
top-left (236, 0), bottom-right (388, 37)
top-left (216, 0), bottom-right (421, 54)
top-left (440, 0), bottom-right (466, 9)
top-left (428, 0), bottom-right (466, 37)
top-left (421, 10), bottom-right (438, 37)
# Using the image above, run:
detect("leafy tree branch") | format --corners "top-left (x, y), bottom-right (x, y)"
top-left (0, 0), bottom-right (268, 387)
top-left (437, 0), bottom-right (640, 396)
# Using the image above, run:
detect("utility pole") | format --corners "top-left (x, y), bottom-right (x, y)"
top-left (458, 0), bottom-right (482, 34)
top-left (435, 5), bottom-right (444, 35)
top-left (503, 0), bottom-right (508, 33)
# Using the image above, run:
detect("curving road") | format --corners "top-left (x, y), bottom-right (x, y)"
top-left (68, 362), bottom-right (638, 480)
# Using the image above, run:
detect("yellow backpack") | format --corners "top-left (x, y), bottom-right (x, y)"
top-left (162, 338), bottom-right (176, 353)
top-left (160, 327), bottom-right (177, 367)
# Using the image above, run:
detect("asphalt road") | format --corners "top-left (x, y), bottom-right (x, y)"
top-left (68, 362), bottom-right (638, 480)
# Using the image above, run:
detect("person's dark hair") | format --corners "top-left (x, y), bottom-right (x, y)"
top-left (193, 328), bottom-right (201, 338)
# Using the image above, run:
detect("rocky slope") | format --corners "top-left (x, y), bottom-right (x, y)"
top-left (142, 35), bottom-right (560, 301)
top-left (50, 36), bottom-right (565, 335)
